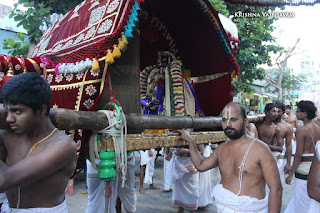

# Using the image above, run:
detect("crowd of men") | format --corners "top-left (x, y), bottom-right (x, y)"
top-left (0, 72), bottom-right (319, 212)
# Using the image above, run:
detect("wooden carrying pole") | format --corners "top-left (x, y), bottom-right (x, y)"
top-left (0, 107), bottom-right (265, 151)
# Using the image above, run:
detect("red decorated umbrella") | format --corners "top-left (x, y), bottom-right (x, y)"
top-left (0, 0), bottom-right (239, 117)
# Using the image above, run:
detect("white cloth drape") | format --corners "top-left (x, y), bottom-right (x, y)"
top-left (212, 183), bottom-right (268, 213)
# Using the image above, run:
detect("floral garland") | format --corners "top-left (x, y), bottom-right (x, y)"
top-left (170, 60), bottom-right (184, 116)
top-left (139, 58), bottom-right (184, 116)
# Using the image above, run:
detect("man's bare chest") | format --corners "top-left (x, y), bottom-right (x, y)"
top-left (258, 126), bottom-right (275, 142)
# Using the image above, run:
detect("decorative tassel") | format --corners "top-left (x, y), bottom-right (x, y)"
top-left (92, 58), bottom-right (100, 72)
top-left (118, 38), bottom-right (125, 51)
top-left (105, 49), bottom-right (114, 64)
top-left (112, 45), bottom-right (121, 59)
top-left (122, 33), bottom-right (128, 45)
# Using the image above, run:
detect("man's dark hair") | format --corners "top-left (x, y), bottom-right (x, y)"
top-left (0, 72), bottom-right (51, 116)
top-left (285, 105), bottom-right (291, 109)
top-left (265, 103), bottom-right (277, 112)
top-left (227, 102), bottom-right (247, 120)
top-left (297, 100), bottom-right (317, 120)
top-left (275, 102), bottom-right (285, 112)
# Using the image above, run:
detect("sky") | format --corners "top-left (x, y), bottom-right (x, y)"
top-left (272, 4), bottom-right (320, 72)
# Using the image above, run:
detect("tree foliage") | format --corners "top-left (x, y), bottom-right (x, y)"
top-left (2, 32), bottom-right (29, 57)
top-left (208, 0), bottom-right (229, 16)
top-left (5, 0), bottom-right (82, 52)
top-left (209, 1), bottom-right (282, 93)
top-left (227, 4), bottom-right (282, 93)
top-left (267, 68), bottom-right (306, 102)
top-left (265, 39), bottom-right (300, 100)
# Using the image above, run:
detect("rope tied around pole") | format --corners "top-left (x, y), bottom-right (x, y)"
top-left (89, 102), bottom-right (128, 188)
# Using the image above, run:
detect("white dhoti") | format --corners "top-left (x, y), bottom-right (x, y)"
top-left (163, 153), bottom-right (173, 191)
top-left (212, 183), bottom-right (268, 213)
top-left (308, 199), bottom-right (320, 213)
top-left (86, 154), bottom-right (136, 213)
top-left (140, 149), bottom-right (157, 185)
top-left (198, 145), bottom-right (213, 207)
top-left (172, 155), bottom-right (199, 211)
top-left (276, 142), bottom-right (286, 184)
top-left (291, 139), bottom-right (296, 167)
top-left (284, 178), bottom-right (312, 213)
top-left (86, 159), bottom-right (113, 213)
top-left (117, 154), bottom-right (136, 213)
top-left (1, 199), bottom-right (68, 213)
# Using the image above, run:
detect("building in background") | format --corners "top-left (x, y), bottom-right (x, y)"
top-left (296, 53), bottom-right (320, 111)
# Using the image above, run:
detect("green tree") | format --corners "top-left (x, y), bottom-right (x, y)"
top-left (227, 4), bottom-right (282, 93)
top-left (265, 39), bottom-right (300, 101)
top-left (281, 69), bottom-right (306, 102)
top-left (209, 1), bottom-right (282, 93)
top-left (208, 0), bottom-right (229, 16)
top-left (2, 32), bottom-right (29, 57)
top-left (4, 0), bottom-right (82, 56)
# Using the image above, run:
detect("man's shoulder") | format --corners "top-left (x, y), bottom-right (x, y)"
top-left (278, 121), bottom-right (292, 131)
top-left (296, 126), bottom-right (308, 135)
top-left (251, 139), bottom-right (272, 154)
top-left (50, 131), bottom-right (77, 152)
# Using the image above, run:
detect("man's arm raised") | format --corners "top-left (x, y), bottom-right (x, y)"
top-left (176, 129), bottom-right (218, 172)
top-left (259, 142), bottom-right (282, 213)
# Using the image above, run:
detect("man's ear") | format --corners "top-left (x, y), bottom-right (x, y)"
top-left (244, 118), bottom-right (249, 127)
top-left (39, 104), bottom-right (48, 117)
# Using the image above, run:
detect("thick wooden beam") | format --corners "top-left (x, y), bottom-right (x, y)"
top-left (0, 107), bottom-right (265, 150)
top-left (0, 107), bottom-right (265, 132)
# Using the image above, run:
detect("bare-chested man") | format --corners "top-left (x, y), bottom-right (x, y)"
top-left (247, 123), bottom-right (258, 139)
top-left (285, 105), bottom-right (299, 129)
top-left (0, 72), bottom-right (77, 212)
top-left (274, 102), bottom-right (293, 183)
top-left (177, 102), bottom-right (282, 212)
top-left (256, 103), bottom-right (283, 154)
top-left (285, 100), bottom-right (320, 213)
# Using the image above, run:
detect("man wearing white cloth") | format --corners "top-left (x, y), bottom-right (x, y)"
top-left (274, 102), bottom-right (293, 183)
top-left (86, 152), bottom-right (136, 213)
top-left (307, 141), bottom-right (320, 212)
top-left (163, 147), bottom-right (173, 192)
top-left (171, 145), bottom-right (203, 213)
top-left (139, 149), bottom-right (159, 194)
top-left (177, 102), bottom-right (282, 213)
top-left (285, 100), bottom-right (320, 213)
top-left (197, 144), bottom-right (213, 210)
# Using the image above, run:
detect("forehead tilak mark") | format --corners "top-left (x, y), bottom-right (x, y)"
top-left (224, 106), bottom-right (232, 119)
